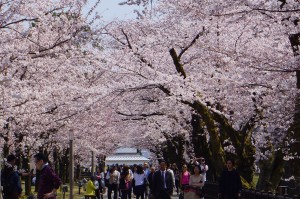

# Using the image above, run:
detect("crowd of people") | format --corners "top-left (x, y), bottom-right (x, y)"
top-left (84, 158), bottom-right (210, 199)
top-left (1, 154), bottom-right (242, 199)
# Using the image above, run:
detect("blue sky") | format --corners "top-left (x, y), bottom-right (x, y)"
top-left (86, 0), bottom-right (142, 21)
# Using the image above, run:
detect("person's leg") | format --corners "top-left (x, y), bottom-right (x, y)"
top-left (121, 190), bottom-right (126, 199)
top-left (162, 190), bottom-right (171, 199)
top-left (108, 185), bottom-right (113, 199)
top-left (128, 188), bottom-right (132, 199)
top-left (175, 179), bottom-right (179, 194)
top-left (144, 187), bottom-right (147, 199)
top-left (113, 184), bottom-right (118, 199)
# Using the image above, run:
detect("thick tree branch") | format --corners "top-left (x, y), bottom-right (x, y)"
top-left (169, 29), bottom-right (204, 79)
top-left (116, 111), bottom-right (165, 117)
top-left (169, 48), bottom-right (187, 78)
top-left (178, 28), bottom-right (205, 59)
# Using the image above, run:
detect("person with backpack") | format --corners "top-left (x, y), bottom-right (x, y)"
top-left (119, 165), bottom-right (132, 199)
top-left (1, 154), bottom-right (22, 199)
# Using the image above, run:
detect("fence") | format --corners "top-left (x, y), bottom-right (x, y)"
top-left (203, 182), bottom-right (299, 199)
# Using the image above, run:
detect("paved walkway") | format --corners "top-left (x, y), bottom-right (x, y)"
top-left (98, 191), bottom-right (180, 199)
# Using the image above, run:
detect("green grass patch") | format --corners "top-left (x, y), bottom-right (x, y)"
top-left (20, 181), bottom-right (89, 199)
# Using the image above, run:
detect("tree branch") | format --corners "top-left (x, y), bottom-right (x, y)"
top-left (178, 28), bottom-right (205, 59)
top-left (0, 18), bottom-right (37, 29)
top-left (169, 48), bottom-right (187, 78)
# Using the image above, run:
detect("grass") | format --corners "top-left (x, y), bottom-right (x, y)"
top-left (20, 181), bottom-right (92, 199)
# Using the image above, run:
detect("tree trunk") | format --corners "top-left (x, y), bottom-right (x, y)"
top-left (161, 134), bottom-right (186, 168)
top-left (191, 100), bottom-right (226, 177)
top-left (191, 114), bottom-right (215, 181)
top-left (287, 33), bottom-right (300, 196)
top-left (256, 148), bottom-right (285, 191)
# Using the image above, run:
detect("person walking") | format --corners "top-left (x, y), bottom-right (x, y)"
top-left (106, 165), bottom-right (120, 199)
top-left (172, 163), bottom-right (180, 195)
top-left (184, 165), bottom-right (204, 199)
top-left (199, 158), bottom-right (208, 182)
top-left (119, 166), bottom-right (132, 199)
top-left (152, 160), bottom-right (174, 199)
top-left (143, 163), bottom-right (150, 199)
top-left (179, 164), bottom-right (190, 192)
top-left (147, 167), bottom-right (155, 199)
top-left (1, 154), bottom-right (22, 199)
top-left (133, 165), bottom-right (147, 199)
top-left (218, 158), bottom-right (242, 199)
top-left (34, 153), bottom-right (61, 199)
top-left (95, 167), bottom-right (105, 199)
top-left (166, 163), bottom-right (175, 193)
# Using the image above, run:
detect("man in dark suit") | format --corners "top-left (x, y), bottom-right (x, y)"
top-left (152, 160), bottom-right (174, 199)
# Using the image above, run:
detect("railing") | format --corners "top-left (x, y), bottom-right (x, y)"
top-left (203, 182), bottom-right (299, 199)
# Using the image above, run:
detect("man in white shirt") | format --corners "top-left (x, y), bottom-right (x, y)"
top-left (167, 163), bottom-right (175, 190)
top-left (105, 165), bottom-right (120, 199)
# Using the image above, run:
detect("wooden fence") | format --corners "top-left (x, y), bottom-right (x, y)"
top-left (203, 182), bottom-right (299, 199)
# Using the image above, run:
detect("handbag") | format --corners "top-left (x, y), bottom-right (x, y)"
top-left (195, 187), bottom-right (204, 198)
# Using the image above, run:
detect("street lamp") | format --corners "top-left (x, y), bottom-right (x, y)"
top-left (0, 152), bottom-right (3, 199)
top-left (91, 150), bottom-right (94, 175)
top-left (69, 130), bottom-right (74, 199)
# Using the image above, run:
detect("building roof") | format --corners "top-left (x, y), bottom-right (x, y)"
top-left (106, 154), bottom-right (149, 161)
top-left (105, 148), bottom-right (149, 166)
top-left (114, 147), bottom-right (137, 154)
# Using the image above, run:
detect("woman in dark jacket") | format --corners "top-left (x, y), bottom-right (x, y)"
top-left (218, 158), bottom-right (242, 199)
top-left (1, 155), bottom-right (22, 199)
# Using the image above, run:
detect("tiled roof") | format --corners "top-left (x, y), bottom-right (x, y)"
top-left (115, 147), bottom-right (138, 154)
top-left (106, 155), bottom-right (149, 161)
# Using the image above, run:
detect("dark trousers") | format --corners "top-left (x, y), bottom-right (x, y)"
top-left (108, 184), bottom-right (118, 199)
top-left (3, 192), bottom-right (19, 199)
top-left (175, 179), bottom-right (179, 193)
top-left (221, 193), bottom-right (239, 199)
top-left (121, 189), bottom-right (132, 199)
top-left (155, 189), bottom-right (171, 199)
top-left (95, 188), bottom-right (104, 199)
top-left (136, 194), bottom-right (145, 199)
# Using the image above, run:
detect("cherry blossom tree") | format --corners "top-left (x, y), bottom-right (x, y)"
top-left (1, 0), bottom-right (299, 193)
top-left (101, 0), bottom-right (300, 190)
top-left (0, 0), bottom-right (107, 165)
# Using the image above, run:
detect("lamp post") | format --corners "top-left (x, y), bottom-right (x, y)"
top-left (69, 130), bottom-right (74, 199)
top-left (91, 150), bottom-right (94, 175)
top-left (0, 151), bottom-right (3, 199)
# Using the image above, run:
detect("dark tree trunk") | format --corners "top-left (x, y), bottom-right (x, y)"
top-left (287, 33), bottom-right (300, 196)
